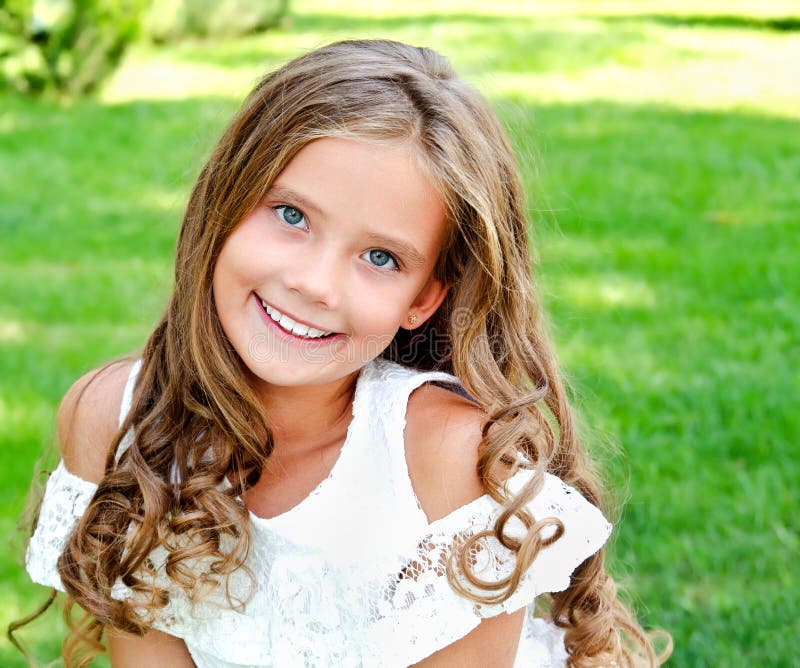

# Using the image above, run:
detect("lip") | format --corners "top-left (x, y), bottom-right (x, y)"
top-left (253, 293), bottom-right (343, 347)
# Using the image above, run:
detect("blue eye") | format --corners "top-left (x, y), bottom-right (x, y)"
top-left (363, 249), bottom-right (398, 270)
top-left (275, 205), bottom-right (307, 229)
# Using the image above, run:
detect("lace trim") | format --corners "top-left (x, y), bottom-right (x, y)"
top-left (517, 618), bottom-right (569, 667)
top-left (25, 461), bottom-right (98, 591)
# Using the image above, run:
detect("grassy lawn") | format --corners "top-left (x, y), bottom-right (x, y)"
top-left (2, 1), bottom-right (798, 665)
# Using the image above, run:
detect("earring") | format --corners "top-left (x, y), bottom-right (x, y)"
top-left (407, 313), bottom-right (418, 325)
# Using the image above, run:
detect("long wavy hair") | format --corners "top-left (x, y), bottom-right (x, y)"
top-left (14, 39), bottom-right (668, 666)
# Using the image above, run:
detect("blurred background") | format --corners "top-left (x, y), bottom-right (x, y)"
top-left (1, 1), bottom-right (798, 665)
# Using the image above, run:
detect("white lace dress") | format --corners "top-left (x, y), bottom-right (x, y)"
top-left (26, 358), bottom-right (612, 667)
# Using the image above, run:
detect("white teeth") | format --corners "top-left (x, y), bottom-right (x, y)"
top-left (279, 314), bottom-right (296, 330)
top-left (259, 298), bottom-right (332, 339)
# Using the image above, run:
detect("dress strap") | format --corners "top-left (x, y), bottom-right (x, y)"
top-left (115, 359), bottom-right (143, 462)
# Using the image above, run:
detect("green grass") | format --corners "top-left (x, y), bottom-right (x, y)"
top-left (2, 1), bottom-right (798, 665)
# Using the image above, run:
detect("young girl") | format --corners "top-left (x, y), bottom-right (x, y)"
top-left (17, 39), bottom-right (666, 667)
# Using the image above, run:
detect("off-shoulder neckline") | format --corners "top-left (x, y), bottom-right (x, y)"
top-left (54, 359), bottom-right (610, 550)
top-left (231, 360), bottom-right (374, 527)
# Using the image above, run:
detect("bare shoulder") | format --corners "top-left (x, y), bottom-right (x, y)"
top-left (57, 359), bottom-right (137, 483)
top-left (403, 382), bottom-right (487, 523)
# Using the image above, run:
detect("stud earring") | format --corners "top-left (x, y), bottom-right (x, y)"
top-left (407, 313), bottom-right (418, 325)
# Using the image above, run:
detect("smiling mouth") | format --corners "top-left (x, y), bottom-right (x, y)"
top-left (256, 296), bottom-right (337, 340)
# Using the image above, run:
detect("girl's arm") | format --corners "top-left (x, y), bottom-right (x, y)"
top-left (403, 384), bottom-right (526, 668)
top-left (57, 361), bottom-right (195, 666)
top-left (107, 628), bottom-right (196, 668)
top-left (408, 609), bottom-right (525, 668)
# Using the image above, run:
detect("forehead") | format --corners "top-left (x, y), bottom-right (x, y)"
top-left (270, 137), bottom-right (447, 260)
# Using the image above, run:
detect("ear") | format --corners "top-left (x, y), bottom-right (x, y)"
top-left (402, 277), bottom-right (449, 330)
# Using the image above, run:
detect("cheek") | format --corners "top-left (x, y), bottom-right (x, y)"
top-left (215, 219), bottom-right (276, 290)
top-left (212, 249), bottom-right (246, 314)
top-left (212, 232), bottom-right (265, 331)
top-left (211, 264), bottom-right (240, 346)
top-left (348, 285), bottom-right (413, 335)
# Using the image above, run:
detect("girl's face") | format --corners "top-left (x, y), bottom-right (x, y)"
top-left (212, 137), bottom-right (448, 390)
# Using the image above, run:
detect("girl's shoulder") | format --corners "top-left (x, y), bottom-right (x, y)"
top-left (56, 358), bottom-right (139, 483)
top-left (402, 370), bottom-right (487, 524)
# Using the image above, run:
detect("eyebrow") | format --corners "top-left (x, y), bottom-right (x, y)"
top-left (364, 233), bottom-right (427, 269)
top-left (266, 185), bottom-right (325, 218)
top-left (267, 184), bottom-right (429, 270)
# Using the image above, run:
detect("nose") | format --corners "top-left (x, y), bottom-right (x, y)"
top-left (281, 243), bottom-right (343, 310)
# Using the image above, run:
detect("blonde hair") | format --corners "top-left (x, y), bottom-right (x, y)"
top-left (14, 39), bottom-right (668, 666)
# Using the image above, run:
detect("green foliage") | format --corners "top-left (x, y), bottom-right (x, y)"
top-left (142, 0), bottom-right (289, 42)
top-left (0, 1), bottom-right (32, 82)
top-left (0, 0), bottom-right (145, 95)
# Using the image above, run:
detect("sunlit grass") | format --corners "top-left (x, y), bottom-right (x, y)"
top-left (99, 3), bottom-right (800, 118)
top-left (2, 1), bottom-right (798, 665)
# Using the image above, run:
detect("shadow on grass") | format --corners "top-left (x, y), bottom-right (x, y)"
top-left (289, 9), bottom-right (800, 34)
top-left (1, 90), bottom-right (798, 666)
top-left (169, 13), bottom-right (658, 73)
top-left (592, 13), bottom-right (800, 33)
